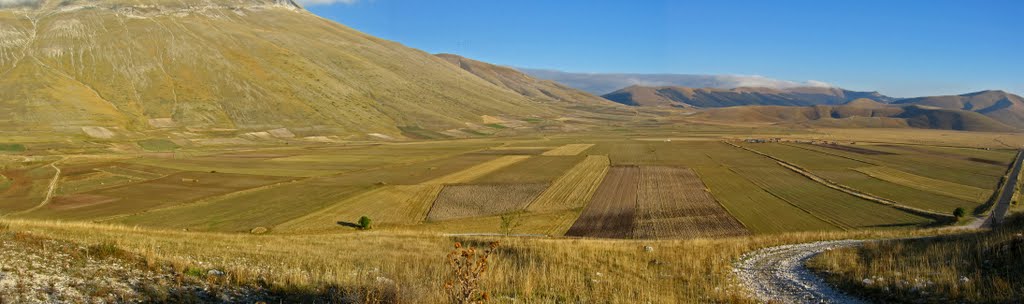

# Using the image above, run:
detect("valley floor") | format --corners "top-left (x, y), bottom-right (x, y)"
top-left (0, 127), bottom-right (1021, 302)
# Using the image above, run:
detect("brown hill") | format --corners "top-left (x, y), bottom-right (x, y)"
top-left (0, 0), bottom-right (612, 139)
top-left (602, 85), bottom-right (893, 108)
top-left (894, 90), bottom-right (1024, 129)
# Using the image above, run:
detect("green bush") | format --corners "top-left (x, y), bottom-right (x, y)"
top-left (953, 207), bottom-right (966, 219)
top-left (358, 216), bottom-right (372, 230)
top-left (0, 143), bottom-right (25, 152)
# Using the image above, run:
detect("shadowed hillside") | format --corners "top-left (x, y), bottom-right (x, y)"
top-left (693, 101), bottom-right (1016, 132)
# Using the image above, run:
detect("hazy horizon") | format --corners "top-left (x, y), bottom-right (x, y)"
top-left (305, 0), bottom-right (1023, 97)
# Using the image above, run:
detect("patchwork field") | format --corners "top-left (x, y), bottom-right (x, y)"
top-left (855, 166), bottom-right (992, 203)
top-left (541, 143), bottom-right (595, 156)
top-left (735, 166), bottom-right (931, 229)
top-left (426, 183), bottom-right (547, 221)
top-left (568, 166), bottom-right (748, 239)
top-left (426, 155), bottom-right (531, 184)
top-left (696, 166), bottom-right (839, 233)
top-left (633, 166), bottom-right (748, 239)
top-left (565, 166), bottom-right (639, 238)
top-left (1, 129), bottom-right (1016, 239)
top-left (276, 184), bottom-right (443, 232)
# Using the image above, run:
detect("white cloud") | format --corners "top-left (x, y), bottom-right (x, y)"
top-left (294, 0), bottom-right (357, 6)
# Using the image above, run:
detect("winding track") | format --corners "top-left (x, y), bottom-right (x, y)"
top-left (735, 240), bottom-right (868, 304)
top-left (735, 149), bottom-right (1024, 303)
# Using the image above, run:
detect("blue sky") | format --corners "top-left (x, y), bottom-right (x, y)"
top-left (304, 0), bottom-right (1023, 97)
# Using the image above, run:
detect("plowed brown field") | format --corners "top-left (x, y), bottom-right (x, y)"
top-left (565, 166), bottom-right (639, 238)
top-left (632, 166), bottom-right (749, 239)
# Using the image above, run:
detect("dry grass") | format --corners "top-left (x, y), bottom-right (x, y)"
top-left (856, 166), bottom-right (991, 203)
top-left (426, 184), bottom-right (547, 221)
top-left (541, 144), bottom-right (595, 156)
top-left (0, 219), bottom-right (948, 303)
top-left (427, 156), bottom-right (531, 184)
top-left (633, 167), bottom-right (749, 239)
top-left (276, 185), bottom-right (443, 232)
top-left (808, 215), bottom-right (1024, 303)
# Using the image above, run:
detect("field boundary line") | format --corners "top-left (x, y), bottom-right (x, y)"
top-left (854, 166), bottom-right (990, 203)
top-left (780, 142), bottom-right (879, 166)
top-left (723, 166), bottom-right (850, 231)
top-left (727, 141), bottom-right (954, 222)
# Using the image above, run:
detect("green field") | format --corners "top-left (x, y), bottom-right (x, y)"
top-left (741, 142), bottom-right (1010, 214)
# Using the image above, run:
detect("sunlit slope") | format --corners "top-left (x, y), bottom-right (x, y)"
top-left (0, 0), bottom-right (583, 136)
top-left (435, 53), bottom-right (618, 107)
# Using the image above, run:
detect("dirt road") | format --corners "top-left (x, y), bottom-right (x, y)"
top-left (734, 240), bottom-right (868, 304)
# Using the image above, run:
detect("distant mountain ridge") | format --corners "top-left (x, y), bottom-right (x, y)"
top-left (518, 68), bottom-right (836, 95)
top-left (602, 85), bottom-right (895, 108)
top-left (894, 90), bottom-right (1024, 129)
top-left (693, 100), bottom-right (1016, 132)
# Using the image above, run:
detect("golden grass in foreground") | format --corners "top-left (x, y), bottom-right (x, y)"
top-left (541, 143), bottom-right (595, 156)
top-left (1, 219), bottom-right (947, 303)
top-left (427, 156), bottom-right (531, 184)
top-left (808, 215), bottom-right (1024, 303)
top-left (856, 166), bottom-right (991, 202)
top-left (275, 185), bottom-right (443, 232)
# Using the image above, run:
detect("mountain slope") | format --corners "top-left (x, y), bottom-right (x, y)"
top-left (894, 90), bottom-right (1024, 129)
top-left (435, 54), bottom-right (616, 107)
top-left (602, 85), bottom-right (893, 108)
top-left (0, 0), bottom-right (591, 138)
top-left (693, 103), bottom-right (1016, 132)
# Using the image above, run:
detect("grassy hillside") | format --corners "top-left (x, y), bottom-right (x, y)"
top-left (0, 0), bottom-right (618, 139)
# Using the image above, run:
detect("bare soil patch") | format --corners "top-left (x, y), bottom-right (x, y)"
top-left (818, 144), bottom-right (895, 155)
top-left (565, 166), bottom-right (639, 238)
top-left (427, 183), bottom-right (548, 221)
top-left (633, 166), bottom-right (749, 239)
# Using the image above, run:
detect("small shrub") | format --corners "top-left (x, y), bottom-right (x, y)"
top-left (499, 213), bottom-right (522, 236)
top-left (954, 207), bottom-right (966, 219)
top-left (358, 216), bottom-right (372, 230)
top-left (183, 267), bottom-right (205, 277)
top-left (444, 241), bottom-right (498, 304)
top-left (87, 241), bottom-right (122, 260)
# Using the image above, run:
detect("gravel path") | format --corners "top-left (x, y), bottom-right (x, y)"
top-left (734, 240), bottom-right (869, 304)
